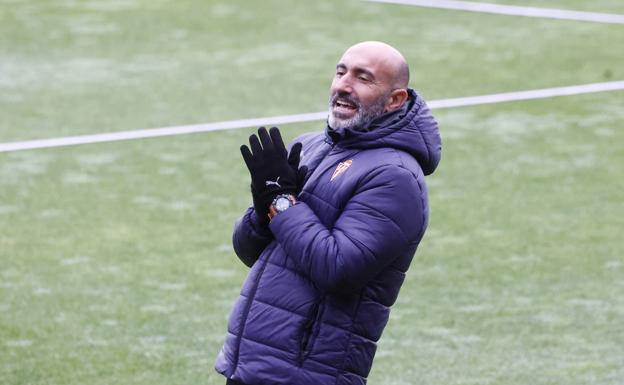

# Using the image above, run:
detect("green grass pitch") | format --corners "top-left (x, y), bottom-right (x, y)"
top-left (1, 1), bottom-right (623, 384)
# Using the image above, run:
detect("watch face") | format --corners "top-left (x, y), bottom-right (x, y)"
top-left (275, 197), bottom-right (291, 212)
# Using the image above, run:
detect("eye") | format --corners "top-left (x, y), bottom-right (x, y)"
top-left (358, 75), bottom-right (370, 82)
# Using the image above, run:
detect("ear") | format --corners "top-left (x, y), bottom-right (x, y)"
top-left (384, 89), bottom-right (409, 113)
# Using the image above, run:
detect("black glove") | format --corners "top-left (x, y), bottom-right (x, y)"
top-left (286, 142), bottom-right (309, 194)
top-left (241, 127), bottom-right (299, 221)
top-left (248, 141), bottom-right (308, 230)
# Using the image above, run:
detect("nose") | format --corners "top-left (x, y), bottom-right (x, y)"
top-left (331, 73), bottom-right (354, 95)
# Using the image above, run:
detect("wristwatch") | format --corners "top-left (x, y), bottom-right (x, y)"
top-left (268, 194), bottom-right (297, 220)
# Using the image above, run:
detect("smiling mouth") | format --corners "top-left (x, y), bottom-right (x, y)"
top-left (335, 99), bottom-right (356, 110)
top-left (332, 99), bottom-right (358, 118)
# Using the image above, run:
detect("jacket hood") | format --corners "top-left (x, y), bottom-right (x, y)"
top-left (326, 88), bottom-right (441, 175)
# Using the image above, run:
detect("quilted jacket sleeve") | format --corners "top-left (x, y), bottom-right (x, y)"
top-left (269, 165), bottom-right (427, 293)
top-left (232, 207), bottom-right (273, 268)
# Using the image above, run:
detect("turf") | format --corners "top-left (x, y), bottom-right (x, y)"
top-left (1, 0), bottom-right (623, 141)
top-left (1, 1), bottom-right (623, 385)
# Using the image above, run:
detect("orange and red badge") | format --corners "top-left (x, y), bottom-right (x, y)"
top-left (331, 159), bottom-right (353, 181)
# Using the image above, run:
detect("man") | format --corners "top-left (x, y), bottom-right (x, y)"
top-left (216, 41), bottom-right (441, 385)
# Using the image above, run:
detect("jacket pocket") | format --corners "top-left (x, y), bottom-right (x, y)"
top-left (298, 297), bottom-right (324, 363)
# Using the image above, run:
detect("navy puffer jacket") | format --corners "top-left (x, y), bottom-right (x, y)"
top-left (216, 89), bottom-right (441, 384)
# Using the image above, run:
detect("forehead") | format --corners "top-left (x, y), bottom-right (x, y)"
top-left (338, 47), bottom-right (394, 81)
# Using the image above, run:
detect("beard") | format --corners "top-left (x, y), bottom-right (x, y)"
top-left (327, 92), bottom-right (388, 133)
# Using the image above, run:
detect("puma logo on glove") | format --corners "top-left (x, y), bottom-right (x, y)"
top-left (265, 177), bottom-right (281, 188)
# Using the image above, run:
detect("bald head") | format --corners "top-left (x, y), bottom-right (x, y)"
top-left (342, 41), bottom-right (410, 89)
top-left (328, 41), bottom-right (411, 132)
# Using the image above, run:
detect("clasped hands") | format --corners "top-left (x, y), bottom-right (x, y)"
top-left (240, 126), bottom-right (307, 225)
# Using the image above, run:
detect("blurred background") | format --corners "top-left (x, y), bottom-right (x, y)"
top-left (1, 1), bottom-right (623, 384)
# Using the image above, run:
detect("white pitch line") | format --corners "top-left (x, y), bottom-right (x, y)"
top-left (366, 0), bottom-right (624, 24)
top-left (426, 80), bottom-right (624, 109)
top-left (0, 111), bottom-right (327, 153)
top-left (1, 80), bottom-right (624, 153)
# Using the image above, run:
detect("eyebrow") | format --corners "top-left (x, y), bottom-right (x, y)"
top-left (336, 63), bottom-right (376, 81)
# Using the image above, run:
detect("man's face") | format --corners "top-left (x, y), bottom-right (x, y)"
top-left (327, 47), bottom-right (395, 131)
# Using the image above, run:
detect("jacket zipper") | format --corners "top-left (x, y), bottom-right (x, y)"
top-left (299, 298), bottom-right (323, 364)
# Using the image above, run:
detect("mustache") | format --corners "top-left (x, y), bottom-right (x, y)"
top-left (329, 92), bottom-right (360, 109)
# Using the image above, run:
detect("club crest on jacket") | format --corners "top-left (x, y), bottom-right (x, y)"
top-left (331, 159), bottom-right (353, 181)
